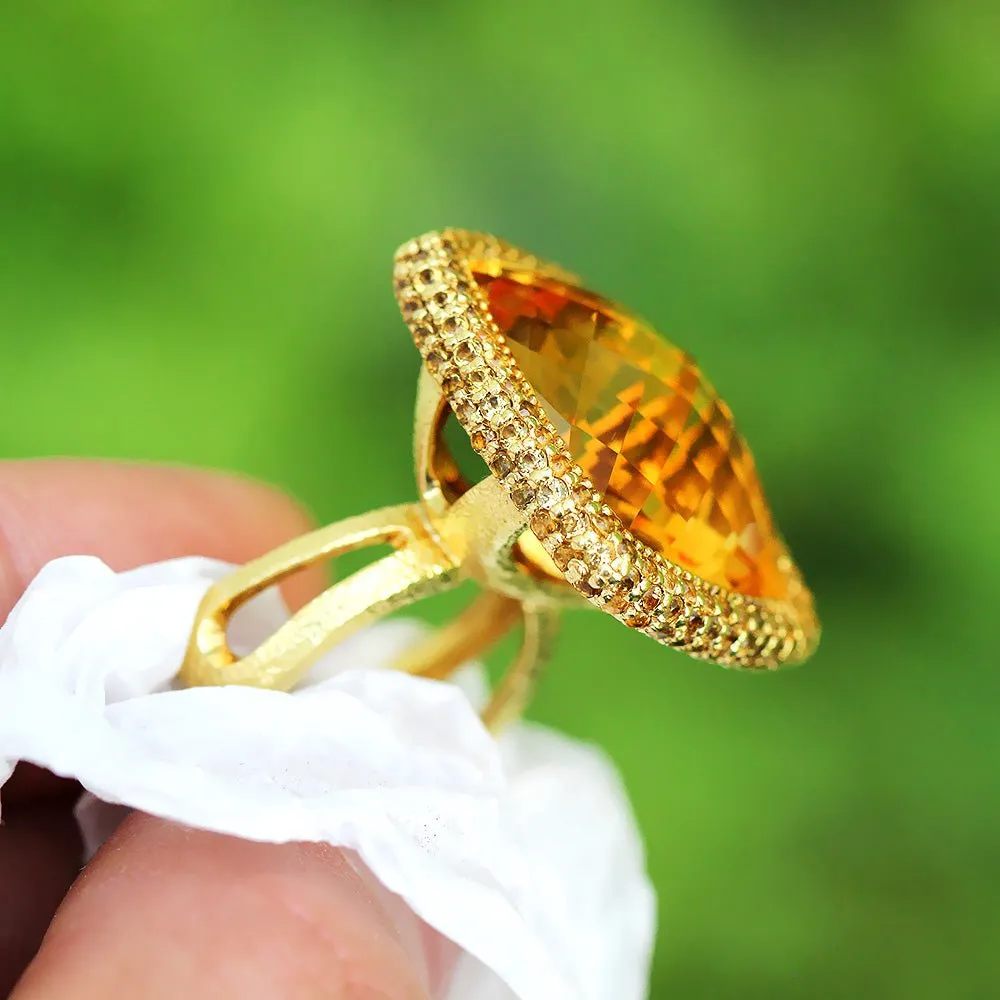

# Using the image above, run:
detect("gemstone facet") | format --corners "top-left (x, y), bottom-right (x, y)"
top-left (474, 271), bottom-right (788, 599)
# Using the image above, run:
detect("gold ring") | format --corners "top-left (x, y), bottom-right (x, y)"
top-left (181, 229), bottom-right (820, 729)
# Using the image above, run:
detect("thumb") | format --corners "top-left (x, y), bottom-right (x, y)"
top-left (13, 813), bottom-right (458, 999)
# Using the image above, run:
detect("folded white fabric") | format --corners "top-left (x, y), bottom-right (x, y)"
top-left (0, 557), bottom-right (655, 1000)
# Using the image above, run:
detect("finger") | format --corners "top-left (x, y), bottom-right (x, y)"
top-left (0, 459), bottom-right (323, 987)
top-left (1, 458), bottom-right (323, 803)
top-left (2, 764), bottom-right (73, 803)
top-left (13, 814), bottom-right (448, 1000)
top-left (0, 458), bottom-right (322, 626)
top-left (0, 799), bottom-right (83, 999)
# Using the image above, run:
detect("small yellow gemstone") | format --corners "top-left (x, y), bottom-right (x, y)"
top-left (475, 271), bottom-right (788, 599)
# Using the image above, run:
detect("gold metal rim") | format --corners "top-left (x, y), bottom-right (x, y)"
top-left (393, 229), bottom-right (819, 668)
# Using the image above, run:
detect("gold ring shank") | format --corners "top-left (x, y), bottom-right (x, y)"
top-left (181, 440), bottom-right (561, 728)
top-left (181, 503), bottom-right (457, 691)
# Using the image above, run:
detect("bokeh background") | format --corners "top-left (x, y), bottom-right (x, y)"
top-left (2, 2), bottom-right (998, 997)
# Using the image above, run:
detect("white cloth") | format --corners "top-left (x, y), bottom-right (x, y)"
top-left (0, 557), bottom-right (655, 1000)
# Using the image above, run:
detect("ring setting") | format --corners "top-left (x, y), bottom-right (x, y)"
top-left (182, 229), bottom-right (819, 727)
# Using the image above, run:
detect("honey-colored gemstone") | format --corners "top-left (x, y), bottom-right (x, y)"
top-left (475, 271), bottom-right (788, 599)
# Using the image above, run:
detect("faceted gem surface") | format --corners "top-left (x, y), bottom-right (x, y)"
top-left (475, 271), bottom-right (788, 599)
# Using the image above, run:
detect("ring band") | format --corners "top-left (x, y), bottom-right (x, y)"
top-left (181, 229), bottom-right (819, 727)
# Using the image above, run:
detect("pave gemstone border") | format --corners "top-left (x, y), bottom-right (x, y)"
top-left (393, 229), bottom-right (819, 668)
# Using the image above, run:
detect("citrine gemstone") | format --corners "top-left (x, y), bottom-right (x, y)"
top-left (474, 271), bottom-right (788, 599)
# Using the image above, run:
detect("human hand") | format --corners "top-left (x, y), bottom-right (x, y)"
top-left (0, 459), bottom-right (451, 999)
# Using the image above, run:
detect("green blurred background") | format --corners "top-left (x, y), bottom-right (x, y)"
top-left (2, 2), bottom-right (998, 996)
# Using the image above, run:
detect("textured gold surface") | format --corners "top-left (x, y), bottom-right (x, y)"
top-left (181, 230), bottom-right (819, 727)
top-left (180, 367), bottom-right (564, 726)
